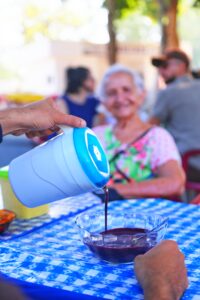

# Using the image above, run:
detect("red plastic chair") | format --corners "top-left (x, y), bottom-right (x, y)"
top-left (190, 193), bottom-right (200, 205)
top-left (182, 150), bottom-right (200, 193)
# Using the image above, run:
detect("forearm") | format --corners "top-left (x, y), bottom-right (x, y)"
top-left (113, 177), bottom-right (184, 198)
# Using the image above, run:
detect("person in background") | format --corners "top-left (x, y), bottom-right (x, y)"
top-left (192, 69), bottom-right (200, 79)
top-left (93, 64), bottom-right (185, 201)
top-left (0, 99), bottom-right (188, 299)
top-left (151, 51), bottom-right (182, 85)
top-left (57, 66), bottom-right (105, 128)
top-left (150, 49), bottom-right (200, 183)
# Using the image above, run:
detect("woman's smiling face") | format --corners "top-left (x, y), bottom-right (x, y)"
top-left (104, 72), bottom-right (142, 120)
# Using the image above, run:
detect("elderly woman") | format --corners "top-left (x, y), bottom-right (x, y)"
top-left (93, 65), bottom-right (185, 200)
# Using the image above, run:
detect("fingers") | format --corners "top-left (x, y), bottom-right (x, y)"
top-left (25, 114), bottom-right (85, 139)
top-left (20, 98), bottom-right (87, 140)
top-left (25, 98), bottom-right (86, 129)
top-left (134, 253), bottom-right (143, 264)
top-left (183, 266), bottom-right (189, 289)
top-left (157, 240), bottom-right (179, 250)
top-left (26, 128), bottom-right (58, 139)
top-left (47, 98), bottom-right (86, 127)
top-left (54, 112), bottom-right (86, 128)
top-left (134, 241), bottom-right (188, 300)
top-left (12, 129), bottom-right (26, 136)
top-left (26, 132), bottom-right (43, 139)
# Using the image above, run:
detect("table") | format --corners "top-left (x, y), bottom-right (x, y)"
top-left (0, 194), bottom-right (200, 300)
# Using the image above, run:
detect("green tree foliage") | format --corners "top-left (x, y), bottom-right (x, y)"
top-left (104, 0), bottom-right (200, 20)
top-left (103, 0), bottom-right (159, 21)
top-left (193, 0), bottom-right (200, 6)
top-left (104, 0), bottom-right (200, 58)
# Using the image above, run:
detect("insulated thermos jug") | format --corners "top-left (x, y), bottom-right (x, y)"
top-left (9, 127), bottom-right (110, 207)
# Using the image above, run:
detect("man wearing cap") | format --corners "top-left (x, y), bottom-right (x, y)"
top-left (150, 49), bottom-right (200, 182)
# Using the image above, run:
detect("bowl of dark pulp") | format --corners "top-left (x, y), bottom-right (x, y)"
top-left (76, 212), bottom-right (168, 263)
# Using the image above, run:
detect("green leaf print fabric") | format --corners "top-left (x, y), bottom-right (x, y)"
top-left (105, 127), bottom-right (153, 183)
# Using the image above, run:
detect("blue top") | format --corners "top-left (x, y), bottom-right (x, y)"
top-left (62, 94), bottom-right (100, 128)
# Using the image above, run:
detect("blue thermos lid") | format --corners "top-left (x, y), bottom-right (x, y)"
top-left (73, 127), bottom-right (110, 188)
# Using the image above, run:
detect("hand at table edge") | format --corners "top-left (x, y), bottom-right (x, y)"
top-left (134, 240), bottom-right (188, 300)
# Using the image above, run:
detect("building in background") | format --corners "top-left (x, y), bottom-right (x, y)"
top-left (0, 40), bottom-right (159, 99)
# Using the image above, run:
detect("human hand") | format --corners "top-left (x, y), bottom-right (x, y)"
top-left (134, 240), bottom-right (188, 300)
top-left (109, 180), bottom-right (136, 199)
top-left (0, 98), bottom-right (86, 137)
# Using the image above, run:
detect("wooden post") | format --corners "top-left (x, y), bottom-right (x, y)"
top-left (107, 0), bottom-right (117, 64)
top-left (158, 0), bottom-right (179, 52)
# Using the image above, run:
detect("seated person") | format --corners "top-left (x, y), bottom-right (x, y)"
top-left (93, 64), bottom-right (185, 200)
top-left (57, 66), bottom-right (105, 128)
top-left (190, 193), bottom-right (200, 205)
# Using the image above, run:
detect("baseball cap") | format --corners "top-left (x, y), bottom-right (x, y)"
top-left (151, 49), bottom-right (190, 69)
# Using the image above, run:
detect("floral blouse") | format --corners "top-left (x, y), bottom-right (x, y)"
top-left (93, 125), bottom-right (181, 183)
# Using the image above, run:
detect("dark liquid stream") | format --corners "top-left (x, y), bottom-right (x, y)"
top-left (84, 186), bottom-right (152, 263)
top-left (104, 186), bottom-right (109, 231)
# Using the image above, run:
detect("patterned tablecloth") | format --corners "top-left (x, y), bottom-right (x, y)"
top-left (0, 194), bottom-right (200, 300)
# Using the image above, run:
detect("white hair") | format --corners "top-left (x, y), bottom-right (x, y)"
top-left (97, 64), bottom-right (144, 101)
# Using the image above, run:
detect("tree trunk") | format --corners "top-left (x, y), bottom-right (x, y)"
top-left (158, 0), bottom-right (179, 52)
top-left (107, 0), bottom-right (117, 64)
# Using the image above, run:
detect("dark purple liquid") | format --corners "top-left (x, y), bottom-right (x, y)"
top-left (84, 187), bottom-right (151, 263)
top-left (84, 227), bottom-right (152, 263)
